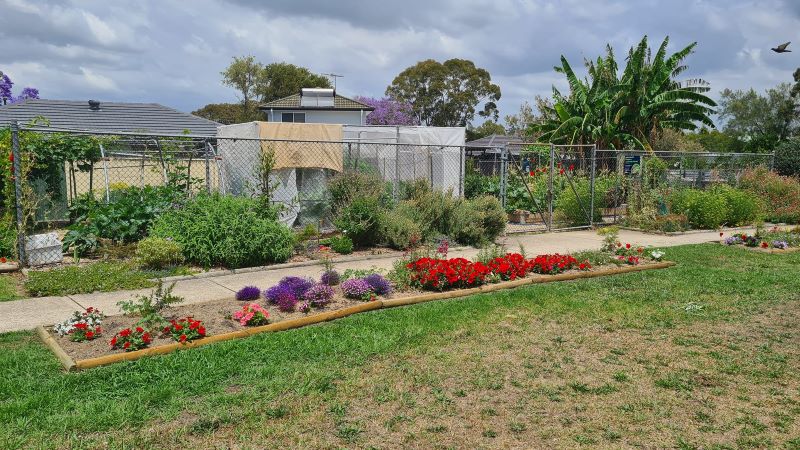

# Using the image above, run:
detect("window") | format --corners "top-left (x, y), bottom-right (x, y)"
top-left (281, 113), bottom-right (306, 123)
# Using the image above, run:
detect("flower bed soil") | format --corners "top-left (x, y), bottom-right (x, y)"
top-left (41, 261), bottom-right (675, 370)
top-left (719, 243), bottom-right (800, 254)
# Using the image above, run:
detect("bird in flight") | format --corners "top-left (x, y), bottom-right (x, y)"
top-left (771, 42), bottom-right (791, 53)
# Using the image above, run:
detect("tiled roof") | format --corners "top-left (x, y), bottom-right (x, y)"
top-left (0, 99), bottom-right (220, 136)
top-left (465, 134), bottom-right (524, 148)
top-left (261, 93), bottom-right (374, 111)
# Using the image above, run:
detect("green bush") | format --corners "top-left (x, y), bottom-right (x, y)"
top-left (713, 185), bottom-right (761, 226)
top-left (135, 237), bottom-right (184, 269)
top-left (465, 195), bottom-right (506, 243)
top-left (330, 235), bottom-right (354, 254)
top-left (150, 194), bottom-right (293, 269)
top-left (555, 179), bottom-right (601, 226)
top-left (333, 197), bottom-right (383, 248)
top-left (0, 218), bottom-right (16, 259)
top-left (380, 208), bottom-right (424, 250)
top-left (448, 202), bottom-right (485, 246)
top-left (774, 138), bottom-right (800, 177)
top-left (328, 171), bottom-right (387, 215)
top-left (669, 189), bottom-right (727, 229)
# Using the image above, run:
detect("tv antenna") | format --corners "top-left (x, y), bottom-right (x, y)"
top-left (323, 73), bottom-right (343, 90)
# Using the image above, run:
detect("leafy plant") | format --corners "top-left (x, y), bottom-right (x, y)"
top-left (163, 317), bottom-right (206, 343)
top-left (330, 235), bottom-right (354, 255)
top-left (117, 280), bottom-right (184, 331)
top-left (232, 303), bottom-right (270, 326)
top-left (150, 194), bottom-right (293, 268)
top-left (135, 237), bottom-right (184, 269)
top-left (110, 327), bottom-right (152, 352)
top-left (333, 197), bottom-right (383, 248)
top-left (53, 307), bottom-right (104, 342)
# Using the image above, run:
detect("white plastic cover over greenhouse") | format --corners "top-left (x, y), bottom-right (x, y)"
top-left (216, 122), bottom-right (465, 227)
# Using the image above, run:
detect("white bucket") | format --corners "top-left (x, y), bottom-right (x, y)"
top-left (24, 232), bottom-right (63, 266)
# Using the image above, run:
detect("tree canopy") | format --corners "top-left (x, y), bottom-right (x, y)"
top-left (221, 56), bottom-right (261, 106)
top-left (256, 62), bottom-right (331, 103)
top-left (191, 103), bottom-right (265, 124)
top-left (717, 83), bottom-right (799, 153)
top-left (0, 70), bottom-right (39, 105)
top-left (532, 36), bottom-right (716, 150)
top-left (466, 120), bottom-right (506, 142)
top-left (354, 97), bottom-right (418, 125)
top-left (385, 59), bottom-right (501, 127)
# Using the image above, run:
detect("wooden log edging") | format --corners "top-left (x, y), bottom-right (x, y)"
top-left (43, 262), bottom-right (676, 371)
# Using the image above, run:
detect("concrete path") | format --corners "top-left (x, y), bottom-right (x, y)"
top-left (0, 227), bottom-right (742, 334)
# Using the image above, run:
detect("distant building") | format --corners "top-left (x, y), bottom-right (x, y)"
top-left (260, 88), bottom-right (374, 126)
top-left (0, 99), bottom-right (220, 136)
top-left (466, 134), bottom-right (524, 176)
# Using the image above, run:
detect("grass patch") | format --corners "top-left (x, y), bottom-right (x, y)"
top-left (23, 262), bottom-right (192, 297)
top-left (0, 275), bottom-right (20, 302)
top-left (1, 244), bottom-right (799, 448)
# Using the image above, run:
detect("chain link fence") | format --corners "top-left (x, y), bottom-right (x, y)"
top-left (5, 124), bottom-right (467, 267)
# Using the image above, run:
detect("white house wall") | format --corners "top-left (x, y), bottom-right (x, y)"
top-left (268, 109), bottom-right (366, 125)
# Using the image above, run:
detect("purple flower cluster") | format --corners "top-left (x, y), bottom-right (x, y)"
top-left (0, 73), bottom-right (39, 104)
top-left (724, 236), bottom-right (742, 246)
top-left (298, 301), bottom-right (311, 314)
top-left (772, 240), bottom-right (789, 249)
top-left (235, 285), bottom-right (261, 301)
top-left (304, 284), bottom-right (334, 307)
top-left (320, 270), bottom-right (340, 286)
top-left (364, 274), bottom-right (392, 296)
top-left (275, 293), bottom-right (298, 312)
top-left (341, 278), bottom-right (374, 300)
top-left (354, 96), bottom-right (419, 126)
top-left (277, 276), bottom-right (314, 298)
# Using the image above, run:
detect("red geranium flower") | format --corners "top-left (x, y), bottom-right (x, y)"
top-left (761, 242), bottom-right (768, 248)
top-left (625, 243), bottom-right (631, 249)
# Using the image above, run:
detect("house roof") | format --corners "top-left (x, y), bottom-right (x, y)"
top-left (0, 99), bottom-right (220, 136)
top-left (260, 92), bottom-right (375, 111)
top-left (465, 134), bottom-right (524, 148)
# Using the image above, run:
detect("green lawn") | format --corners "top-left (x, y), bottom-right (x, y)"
top-left (1, 244), bottom-right (799, 448)
top-left (0, 275), bottom-right (19, 302)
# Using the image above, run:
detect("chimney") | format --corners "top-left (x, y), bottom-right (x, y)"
top-left (88, 100), bottom-right (101, 111)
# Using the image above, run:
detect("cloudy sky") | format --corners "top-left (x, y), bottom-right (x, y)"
top-left (1, 0), bottom-right (798, 126)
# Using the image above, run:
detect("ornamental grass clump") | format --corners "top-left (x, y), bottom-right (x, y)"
top-left (364, 273), bottom-right (392, 296)
top-left (303, 284), bottom-right (334, 307)
top-left (233, 303), bottom-right (270, 326)
top-left (341, 278), bottom-right (375, 301)
top-left (235, 285), bottom-right (261, 301)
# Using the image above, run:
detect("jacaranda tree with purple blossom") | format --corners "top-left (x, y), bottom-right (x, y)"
top-left (0, 71), bottom-right (39, 105)
top-left (354, 96), bottom-right (419, 126)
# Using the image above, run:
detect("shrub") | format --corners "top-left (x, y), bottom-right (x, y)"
top-left (117, 280), bottom-right (184, 331)
top-left (328, 171), bottom-right (387, 215)
top-left (330, 235), bottom-right (354, 254)
top-left (320, 269), bottom-right (340, 286)
top-left (135, 237), bottom-right (184, 269)
top-left (235, 286), bottom-right (261, 301)
top-left (0, 218), bottom-right (16, 259)
top-left (380, 208), bottom-right (424, 250)
top-left (740, 167), bottom-right (800, 224)
top-left (303, 284), bottom-right (334, 307)
top-left (333, 197), bottom-right (383, 248)
top-left (774, 138), bottom-right (800, 177)
top-left (364, 273), bottom-right (392, 296)
top-left (669, 189), bottom-right (727, 229)
top-left (150, 194), bottom-right (294, 268)
top-left (448, 202), bottom-right (484, 246)
top-left (466, 195), bottom-right (506, 243)
top-left (554, 179), bottom-right (603, 226)
top-left (233, 303), bottom-right (270, 326)
top-left (713, 185), bottom-right (761, 226)
top-left (341, 278), bottom-right (374, 301)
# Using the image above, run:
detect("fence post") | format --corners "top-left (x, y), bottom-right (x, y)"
top-left (459, 146), bottom-right (465, 198)
top-left (499, 145), bottom-right (508, 210)
top-left (204, 139), bottom-right (211, 194)
top-left (11, 121), bottom-right (26, 267)
top-left (589, 144), bottom-right (597, 228)
top-left (547, 143), bottom-right (555, 231)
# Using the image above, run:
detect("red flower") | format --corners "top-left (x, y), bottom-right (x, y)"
top-left (179, 334), bottom-right (187, 343)
top-left (135, 326), bottom-right (144, 333)
top-left (719, 232), bottom-right (724, 237)
top-left (74, 322), bottom-right (88, 330)
top-left (637, 247), bottom-right (643, 253)
top-left (198, 327), bottom-right (206, 336)
top-left (559, 168), bottom-right (565, 175)
top-left (529, 171), bottom-right (535, 176)
top-left (761, 242), bottom-right (768, 248)
top-left (625, 243), bottom-right (631, 249)
top-left (119, 328), bottom-right (131, 337)
top-left (568, 164), bottom-right (575, 171)
top-left (0, 257), bottom-right (6, 263)
top-left (123, 341), bottom-right (131, 350)
top-left (85, 331), bottom-right (94, 339)
top-left (142, 333), bottom-right (151, 344)
top-left (110, 336), bottom-right (117, 347)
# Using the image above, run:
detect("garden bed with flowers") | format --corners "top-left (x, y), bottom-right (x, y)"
top-left (720, 227), bottom-right (800, 253)
top-left (39, 245), bottom-right (674, 370)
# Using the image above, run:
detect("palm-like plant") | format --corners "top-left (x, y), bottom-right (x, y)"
top-left (533, 36), bottom-right (716, 150)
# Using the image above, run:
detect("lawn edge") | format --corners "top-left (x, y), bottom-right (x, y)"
top-left (42, 261), bottom-right (676, 371)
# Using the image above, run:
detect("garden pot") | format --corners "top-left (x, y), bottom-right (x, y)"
top-left (24, 232), bottom-right (63, 266)
top-left (508, 210), bottom-right (531, 224)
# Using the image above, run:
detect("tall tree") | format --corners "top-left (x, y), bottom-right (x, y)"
top-left (353, 96), bottom-right (418, 125)
top-left (256, 62), bottom-right (331, 103)
top-left (191, 103), bottom-right (265, 124)
top-left (792, 68), bottom-right (800, 98)
top-left (385, 59), bottom-right (501, 127)
top-left (717, 83), bottom-right (799, 152)
top-left (466, 120), bottom-right (506, 142)
top-left (0, 70), bottom-right (39, 105)
top-left (533, 36), bottom-right (716, 149)
top-left (221, 56), bottom-right (262, 106)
